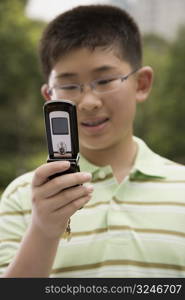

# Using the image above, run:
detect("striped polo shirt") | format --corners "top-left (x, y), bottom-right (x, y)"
top-left (0, 137), bottom-right (185, 277)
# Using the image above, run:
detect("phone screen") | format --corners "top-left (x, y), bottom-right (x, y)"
top-left (52, 117), bottom-right (69, 135)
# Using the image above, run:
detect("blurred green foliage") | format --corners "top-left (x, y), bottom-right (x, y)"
top-left (0, 0), bottom-right (47, 192)
top-left (0, 1), bottom-right (184, 193)
top-left (135, 30), bottom-right (185, 164)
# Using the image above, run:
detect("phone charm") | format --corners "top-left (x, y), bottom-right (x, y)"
top-left (63, 218), bottom-right (72, 241)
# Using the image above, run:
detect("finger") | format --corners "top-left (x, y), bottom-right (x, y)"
top-left (54, 194), bottom-right (92, 218)
top-left (47, 184), bottom-right (94, 211)
top-left (35, 171), bottom-right (92, 199)
top-left (32, 161), bottom-right (70, 187)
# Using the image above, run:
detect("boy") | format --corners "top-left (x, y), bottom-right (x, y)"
top-left (0, 4), bottom-right (185, 278)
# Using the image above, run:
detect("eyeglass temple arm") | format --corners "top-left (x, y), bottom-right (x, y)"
top-left (121, 68), bottom-right (140, 81)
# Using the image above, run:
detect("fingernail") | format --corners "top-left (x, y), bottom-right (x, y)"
top-left (82, 172), bottom-right (92, 180)
top-left (86, 185), bottom-right (94, 192)
top-left (63, 161), bottom-right (70, 168)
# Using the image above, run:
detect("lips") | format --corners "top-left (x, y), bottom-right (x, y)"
top-left (81, 117), bottom-right (109, 127)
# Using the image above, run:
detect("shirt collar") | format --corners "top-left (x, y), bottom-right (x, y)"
top-left (79, 136), bottom-right (166, 181)
top-left (79, 155), bottom-right (112, 182)
top-left (129, 137), bottom-right (166, 180)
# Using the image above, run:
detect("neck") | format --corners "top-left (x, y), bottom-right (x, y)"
top-left (80, 134), bottom-right (137, 183)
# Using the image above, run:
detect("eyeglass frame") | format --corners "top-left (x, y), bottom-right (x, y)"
top-left (48, 68), bottom-right (140, 99)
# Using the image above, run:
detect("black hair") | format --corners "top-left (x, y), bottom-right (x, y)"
top-left (39, 4), bottom-right (142, 80)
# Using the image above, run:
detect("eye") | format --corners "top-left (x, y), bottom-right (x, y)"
top-left (97, 78), bottom-right (115, 85)
top-left (60, 85), bottom-right (78, 90)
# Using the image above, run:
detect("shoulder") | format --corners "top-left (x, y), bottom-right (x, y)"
top-left (134, 137), bottom-right (185, 182)
top-left (2, 171), bottom-right (34, 198)
top-left (0, 172), bottom-right (34, 216)
top-left (159, 156), bottom-right (185, 181)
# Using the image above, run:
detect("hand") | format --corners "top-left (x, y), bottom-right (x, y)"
top-left (31, 161), bottom-right (93, 240)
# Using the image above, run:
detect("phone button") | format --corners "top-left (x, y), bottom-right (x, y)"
top-left (98, 170), bottom-right (106, 179)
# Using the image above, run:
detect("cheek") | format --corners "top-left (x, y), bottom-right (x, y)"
top-left (109, 92), bottom-right (136, 125)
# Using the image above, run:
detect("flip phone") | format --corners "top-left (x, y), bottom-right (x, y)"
top-left (43, 100), bottom-right (80, 179)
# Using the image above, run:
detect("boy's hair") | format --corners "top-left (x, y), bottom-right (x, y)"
top-left (39, 4), bottom-right (142, 80)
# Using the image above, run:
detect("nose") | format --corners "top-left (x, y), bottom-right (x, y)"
top-left (77, 90), bottom-right (103, 112)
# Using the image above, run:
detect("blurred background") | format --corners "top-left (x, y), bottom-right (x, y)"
top-left (0, 0), bottom-right (185, 194)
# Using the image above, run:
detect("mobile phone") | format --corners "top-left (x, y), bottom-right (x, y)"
top-left (43, 100), bottom-right (80, 179)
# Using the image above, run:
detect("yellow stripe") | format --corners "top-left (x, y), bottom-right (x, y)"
top-left (0, 209), bottom-right (31, 217)
top-left (0, 263), bottom-right (9, 269)
top-left (51, 259), bottom-right (185, 275)
top-left (85, 198), bottom-right (185, 209)
top-left (130, 179), bottom-right (185, 183)
top-left (5, 182), bottom-right (30, 198)
top-left (1, 226), bottom-right (184, 243)
top-left (0, 238), bottom-right (21, 243)
top-left (71, 227), bottom-right (106, 238)
top-left (1, 195), bottom-right (185, 215)
top-left (113, 197), bottom-right (185, 207)
top-left (85, 201), bottom-right (109, 209)
top-left (69, 225), bottom-right (185, 239)
top-left (109, 225), bottom-right (185, 238)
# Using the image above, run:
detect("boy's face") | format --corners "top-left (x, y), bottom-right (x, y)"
top-left (42, 47), bottom-right (152, 153)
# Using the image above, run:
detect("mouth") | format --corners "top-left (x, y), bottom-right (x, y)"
top-left (81, 117), bottom-right (109, 127)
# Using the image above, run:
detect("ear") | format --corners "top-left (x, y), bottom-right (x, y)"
top-left (135, 66), bottom-right (153, 103)
top-left (41, 83), bottom-right (52, 102)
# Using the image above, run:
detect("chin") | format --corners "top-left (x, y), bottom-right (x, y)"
top-left (80, 139), bottom-right (116, 152)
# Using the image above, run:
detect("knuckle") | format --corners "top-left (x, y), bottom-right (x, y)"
top-left (74, 173), bottom-right (81, 185)
top-left (75, 185), bottom-right (84, 194)
top-left (71, 195), bottom-right (90, 211)
top-left (53, 176), bottom-right (63, 188)
top-left (31, 188), bottom-right (39, 203)
top-left (82, 187), bottom-right (89, 197)
top-left (35, 166), bottom-right (44, 179)
top-left (75, 172), bottom-right (88, 184)
top-left (62, 189), bottom-right (71, 202)
top-left (72, 200), bottom-right (80, 210)
top-left (32, 194), bottom-right (37, 204)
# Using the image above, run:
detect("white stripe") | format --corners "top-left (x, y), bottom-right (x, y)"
top-left (129, 182), bottom-right (185, 189)
top-left (93, 179), bottom-right (115, 188)
top-left (0, 267), bottom-right (7, 275)
top-left (165, 164), bottom-right (185, 171)
top-left (0, 214), bottom-right (31, 227)
top-left (24, 214), bottom-right (31, 224)
top-left (60, 230), bottom-right (185, 247)
top-left (59, 232), bottom-right (110, 247)
top-left (75, 204), bottom-right (108, 215)
top-left (51, 265), bottom-right (185, 278)
top-left (137, 233), bottom-right (185, 245)
top-left (111, 203), bottom-right (185, 214)
top-left (75, 202), bottom-right (185, 216)
top-left (108, 231), bottom-right (185, 244)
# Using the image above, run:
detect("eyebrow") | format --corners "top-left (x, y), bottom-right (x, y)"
top-left (92, 65), bottom-right (117, 73)
top-left (55, 65), bottom-right (117, 79)
top-left (55, 72), bottom-right (77, 79)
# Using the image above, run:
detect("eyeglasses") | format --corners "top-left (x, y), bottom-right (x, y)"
top-left (49, 68), bottom-right (139, 100)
